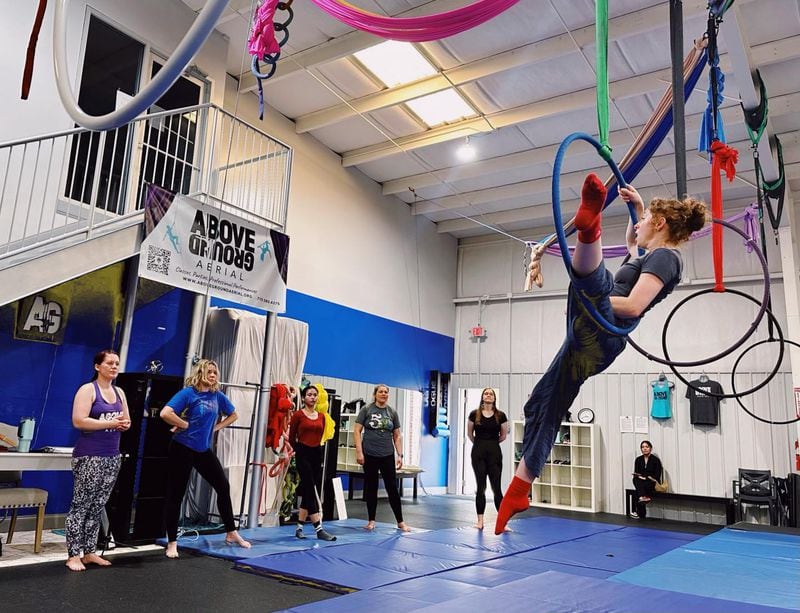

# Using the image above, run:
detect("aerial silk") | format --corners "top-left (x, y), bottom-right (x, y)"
top-left (525, 43), bottom-right (708, 289)
top-left (308, 0), bottom-right (521, 42)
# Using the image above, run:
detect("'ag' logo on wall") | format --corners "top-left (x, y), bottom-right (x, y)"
top-left (15, 294), bottom-right (70, 344)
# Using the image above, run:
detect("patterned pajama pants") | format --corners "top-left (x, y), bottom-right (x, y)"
top-left (65, 455), bottom-right (121, 557)
top-left (521, 263), bottom-right (628, 478)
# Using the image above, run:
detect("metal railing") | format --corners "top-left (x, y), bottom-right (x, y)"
top-left (0, 103), bottom-right (292, 262)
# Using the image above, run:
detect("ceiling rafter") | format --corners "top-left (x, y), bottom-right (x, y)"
top-left (408, 96), bottom-right (800, 214)
top-left (294, 0), bottom-right (713, 133)
top-left (422, 131), bottom-right (799, 225)
top-left (436, 159), bottom-right (800, 235)
top-left (340, 34), bottom-right (800, 167)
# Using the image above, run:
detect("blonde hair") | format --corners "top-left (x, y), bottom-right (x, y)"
top-left (185, 359), bottom-right (220, 392)
top-left (648, 196), bottom-right (708, 244)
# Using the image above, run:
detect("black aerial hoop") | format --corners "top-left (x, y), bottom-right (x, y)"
top-left (665, 291), bottom-right (785, 399)
top-left (626, 217), bottom-right (770, 368)
top-left (731, 337), bottom-right (800, 425)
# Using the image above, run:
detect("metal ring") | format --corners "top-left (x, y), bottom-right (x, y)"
top-left (731, 337), bottom-right (800, 424)
top-left (626, 217), bottom-right (770, 367)
top-left (663, 292), bottom-right (784, 399)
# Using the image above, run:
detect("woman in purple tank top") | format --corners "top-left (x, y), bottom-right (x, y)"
top-left (65, 349), bottom-right (131, 572)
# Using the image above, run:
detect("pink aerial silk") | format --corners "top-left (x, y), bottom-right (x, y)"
top-left (249, 0), bottom-right (281, 57)
top-left (308, 0), bottom-right (521, 42)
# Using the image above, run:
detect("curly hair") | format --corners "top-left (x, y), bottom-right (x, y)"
top-left (649, 196), bottom-right (708, 244)
top-left (185, 359), bottom-right (220, 392)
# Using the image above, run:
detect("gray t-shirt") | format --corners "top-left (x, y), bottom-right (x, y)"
top-left (356, 402), bottom-right (401, 457)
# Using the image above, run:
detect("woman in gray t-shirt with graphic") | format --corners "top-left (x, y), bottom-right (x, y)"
top-left (354, 383), bottom-right (410, 532)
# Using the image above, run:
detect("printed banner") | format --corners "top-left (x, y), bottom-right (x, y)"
top-left (14, 287), bottom-right (72, 344)
top-left (138, 194), bottom-right (288, 312)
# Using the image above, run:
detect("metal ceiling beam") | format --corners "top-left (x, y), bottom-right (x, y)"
top-left (406, 92), bottom-right (800, 214)
top-left (436, 160), bottom-right (800, 235)
top-left (340, 34), bottom-right (800, 167)
top-left (294, 0), bottom-right (713, 133)
top-left (419, 132), bottom-right (800, 220)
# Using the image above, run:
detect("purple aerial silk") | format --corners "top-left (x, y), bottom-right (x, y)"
top-left (308, 0), bottom-right (521, 42)
top-left (542, 204), bottom-right (759, 258)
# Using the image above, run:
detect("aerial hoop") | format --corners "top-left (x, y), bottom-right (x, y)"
top-left (626, 217), bottom-right (771, 367)
top-left (53, 0), bottom-right (228, 131)
top-left (552, 132), bottom-right (639, 336)
top-left (663, 292), bottom-right (784, 399)
top-left (731, 337), bottom-right (800, 425)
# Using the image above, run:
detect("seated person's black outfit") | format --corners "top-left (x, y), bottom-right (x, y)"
top-left (632, 454), bottom-right (663, 518)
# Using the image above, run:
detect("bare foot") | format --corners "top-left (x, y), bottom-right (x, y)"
top-left (225, 531), bottom-right (251, 549)
top-left (364, 521), bottom-right (376, 531)
top-left (475, 515), bottom-right (484, 530)
top-left (81, 553), bottom-right (111, 566)
top-left (397, 522), bottom-right (411, 533)
top-left (66, 556), bottom-right (86, 572)
top-left (165, 541), bottom-right (179, 559)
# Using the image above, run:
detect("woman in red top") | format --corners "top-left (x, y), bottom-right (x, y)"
top-left (287, 385), bottom-right (336, 541)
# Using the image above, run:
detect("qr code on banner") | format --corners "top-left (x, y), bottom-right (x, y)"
top-left (146, 245), bottom-right (171, 275)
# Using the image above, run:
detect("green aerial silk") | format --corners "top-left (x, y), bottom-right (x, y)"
top-left (595, 0), bottom-right (611, 160)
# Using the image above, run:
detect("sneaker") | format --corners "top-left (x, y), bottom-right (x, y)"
top-left (628, 511), bottom-right (639, 519)
top-left (316, 528), bottom-right (337, 541)
top-left (295, 528), bottom-right (306, 539)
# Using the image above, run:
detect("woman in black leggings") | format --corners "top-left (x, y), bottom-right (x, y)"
top-left (160, 359), bottom-right (250, 558)
top-left (354, 384), bottom-right (410, 532)
top-left (468, 388), bottom-right (508, 530)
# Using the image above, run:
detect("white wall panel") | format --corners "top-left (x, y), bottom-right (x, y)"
top-left (453, 227), bottom-right (795, 524)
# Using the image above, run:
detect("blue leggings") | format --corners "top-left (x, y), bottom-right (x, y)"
top-left (521, 262), bottom-right (628, 477)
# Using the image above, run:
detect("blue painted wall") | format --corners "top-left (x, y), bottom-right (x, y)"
top-left (1, 267), bottom-right (453, 517)
top-left (214, 290), bottom-right (454, 486)
top-left (0, 267), bottom-right (194, 516)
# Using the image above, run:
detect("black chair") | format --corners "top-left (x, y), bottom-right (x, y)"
top-left (732, 469), bottom-right (779, 526)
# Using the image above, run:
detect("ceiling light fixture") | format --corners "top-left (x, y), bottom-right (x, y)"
top-left (457, 136), bottom-right (476, 162)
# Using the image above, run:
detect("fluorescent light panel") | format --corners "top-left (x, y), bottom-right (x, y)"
top-left (407, 90), bottom-right (477, 127)
top-left (354, 40), bottom-right (436, 87)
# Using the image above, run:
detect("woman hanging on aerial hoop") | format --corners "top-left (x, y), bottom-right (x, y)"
top-left (495, 173), bottom-right (707, 534)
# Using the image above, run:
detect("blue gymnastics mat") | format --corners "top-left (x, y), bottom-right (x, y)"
top-left (515, 523), bottom-right (702, 573)
top-left (235, 517), bottom-right (627, 591)
top-left (281, 570), bottom-right (796, 613)
top-left (612, 526), bottom-right (800, 610)
top-left (154, 518), bottom-right (420, 561)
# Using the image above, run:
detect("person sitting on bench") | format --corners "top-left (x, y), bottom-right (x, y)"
top-left (631, 440), bottom-right (663, 518)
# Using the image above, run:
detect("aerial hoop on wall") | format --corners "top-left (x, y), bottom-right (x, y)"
top-left (731, 337), bottom-right (800, 425)
top-left (53, 0), bottom-right (228, 131)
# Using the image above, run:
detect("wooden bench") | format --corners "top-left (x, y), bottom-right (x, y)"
top-left (342, 467), bottom-right (423, 501)
top-left (625, 488), bottom-right (735, 525)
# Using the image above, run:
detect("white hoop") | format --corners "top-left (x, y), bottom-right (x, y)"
top-left (53, 0), bottom-right (228, 131)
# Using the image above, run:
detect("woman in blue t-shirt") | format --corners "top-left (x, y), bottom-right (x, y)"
top-left (495, 175), bottom-right (706, 533)
top-left (160, 359), bottom-right (250, 558)
top-left (66, 349), bottom-right (131, 572)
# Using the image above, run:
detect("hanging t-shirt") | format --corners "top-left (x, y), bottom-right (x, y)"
top-left (650, 378), bottom-right (674, 419)
top-left (686, 378), bottom-right (724, 426)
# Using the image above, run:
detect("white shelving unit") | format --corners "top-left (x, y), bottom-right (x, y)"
top-left (512, 421), bottom-right (599, 512)
top-left (337, 412), bottom-right (360, 471)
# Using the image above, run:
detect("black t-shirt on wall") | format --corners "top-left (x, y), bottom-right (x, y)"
top-left (686, 378), bottom-right (724, 426)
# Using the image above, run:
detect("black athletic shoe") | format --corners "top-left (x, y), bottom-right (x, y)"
top-left (316, 529), bottom-right (337, 541)
top-left (295, 528), bottom-right (306, 539)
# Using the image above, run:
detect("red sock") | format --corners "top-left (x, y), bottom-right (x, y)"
top-left (574, 173), bottom-right (607, 243)
top-left (494, 476), bottom-right (532, 534)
